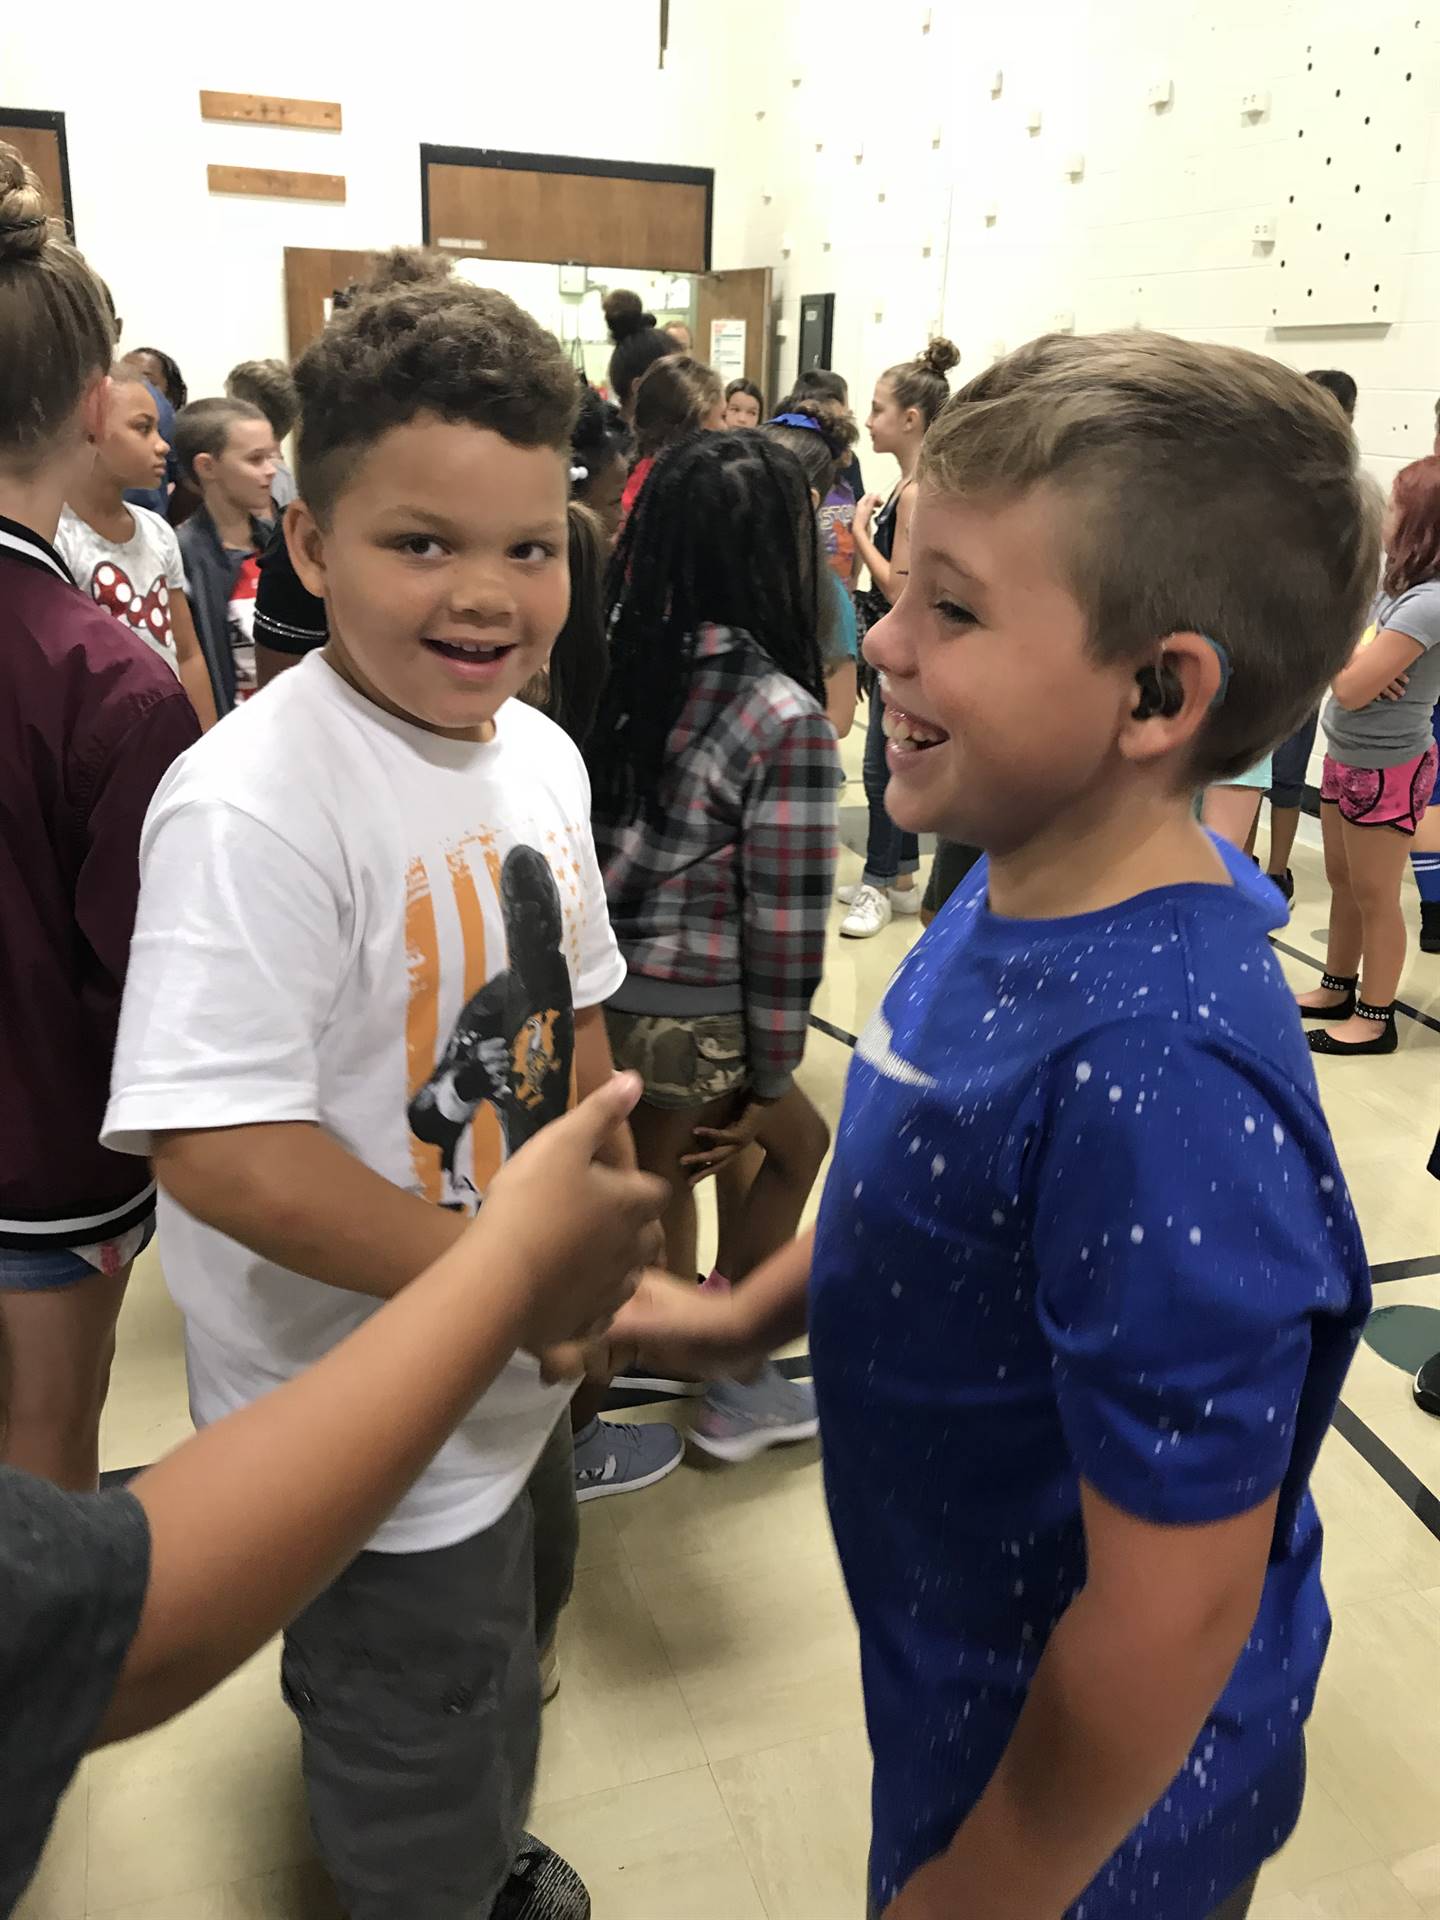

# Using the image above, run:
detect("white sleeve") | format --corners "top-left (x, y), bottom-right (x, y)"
top-left (103, 797), bottom-right (343, 1155)
top-left (157, 518), bottom-right (189, 595)
top-left (568, 759), bottom-right (626, 1012)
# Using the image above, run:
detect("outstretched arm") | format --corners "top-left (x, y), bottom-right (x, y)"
top-left (99, 1074), bottom-right (665, 1742)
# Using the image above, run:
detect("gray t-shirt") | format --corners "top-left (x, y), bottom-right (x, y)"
top-left (1323, 582), bottom-right (1440, 768)
top-left (1, 1470), bottom-right (150, 1912)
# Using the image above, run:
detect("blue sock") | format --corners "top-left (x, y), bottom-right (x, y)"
top-left (1412, 851), bottom-right (1440, 903)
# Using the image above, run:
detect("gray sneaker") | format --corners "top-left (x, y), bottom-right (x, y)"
top-left (572, 1416), bottom-right (684, 1502)
top-left (690, 1365), bottom-right (819, 1463)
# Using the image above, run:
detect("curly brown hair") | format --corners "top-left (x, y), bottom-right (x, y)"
top-left (294, 279), bottom-right (579, 521)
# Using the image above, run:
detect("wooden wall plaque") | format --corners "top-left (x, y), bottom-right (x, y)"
top-left (200, 91), bottom-right (341, 132)
top-left (207, 164), bottom-right (346, 203)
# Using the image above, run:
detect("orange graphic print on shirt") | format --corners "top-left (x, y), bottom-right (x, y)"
top-left (405, 839), bottom-right (575, 1211)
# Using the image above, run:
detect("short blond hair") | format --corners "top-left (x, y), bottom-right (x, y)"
top-left (921, 331), bottom-right (1381, 781)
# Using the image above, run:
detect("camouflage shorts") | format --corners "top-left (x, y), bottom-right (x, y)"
top-left (605, 1009), bottom-right (749, 1111)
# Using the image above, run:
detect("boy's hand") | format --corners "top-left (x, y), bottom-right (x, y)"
top-left (854, 492), bottom-right (882, 538)
top-left (478, 1073), bottom-right (668, 1356)
top-left (597, 1269), bottom-right (768, 1381)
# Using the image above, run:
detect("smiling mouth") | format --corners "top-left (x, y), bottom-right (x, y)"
top-left (882, 700), bottom-right (950, 751)
top-left (424, 638), bottom-right (516, 664)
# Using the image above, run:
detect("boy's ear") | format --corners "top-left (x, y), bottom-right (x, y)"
top-left (192, 451), bottom-right (216, 489)
top-left (1115, 629), bottom-right (1227, 771)
top-left (285, 499), bottom-right (328, 599)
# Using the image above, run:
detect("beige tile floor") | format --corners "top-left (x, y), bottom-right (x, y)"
top-left (19, 791), bottom-right (1440, 1920)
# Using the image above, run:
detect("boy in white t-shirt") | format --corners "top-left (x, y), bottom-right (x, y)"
top-left (57, 366), bottom-right (217, 729)
top-left (104, 283), bottom-right (632, 1920)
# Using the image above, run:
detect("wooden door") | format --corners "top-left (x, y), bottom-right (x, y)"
top-left (284, 246), bottom-right (380, 360)
top-left (422, 147), bottom-right (712, 274)
top-left (696, 268), bottom-right (773, 402)
top-left (0, 109), bottom-right (71, 232)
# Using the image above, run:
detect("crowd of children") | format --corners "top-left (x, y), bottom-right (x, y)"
top-left (2, 128), bottom-right (1437, 1920)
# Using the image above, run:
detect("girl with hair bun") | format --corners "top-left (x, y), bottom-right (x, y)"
top-left (0, 143), bottom-right (201, 1494)
top-left (841, 337), bottom-right (960, 939)
top-left (603, 286), bottom-right (675, 418)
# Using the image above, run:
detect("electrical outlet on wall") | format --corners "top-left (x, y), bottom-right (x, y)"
top-left (984, 200), bottom-right (999, 224)
top-left (1052, 311), bottom-right (1076, 333)
top-left (1147, 76), bottom-right (1173, 109)
top-left (1026, 106), bottom-right (1043, 133)
top-left (990, 68), bottom-right (1004, 96)
top-left (1064, 152), bottom-right (1085, 178)
top-left (1250, 216), bottom-right (1276, 245)
top-left (1240, 89), bottom-right (1270, 118)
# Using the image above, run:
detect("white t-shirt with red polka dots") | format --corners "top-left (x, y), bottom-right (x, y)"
top-left (56, 505), bottom-right (190, 679)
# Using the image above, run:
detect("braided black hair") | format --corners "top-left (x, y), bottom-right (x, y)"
top-left (571, 381), bottom-right (633, 483)
top-left (130, 346), bottom-right (187, 408)
top-left (588, 430), bottom-right (826, 826)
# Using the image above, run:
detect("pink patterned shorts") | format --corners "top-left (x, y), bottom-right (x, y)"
top-left (1321, 743), bottom-right (1439, 835)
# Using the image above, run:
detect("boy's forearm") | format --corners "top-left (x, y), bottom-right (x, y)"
top-left (736, 1227), bottom-right (814, 1350)
top-left (154, 1121), bottom-right (466, 1299)
top-left (101, 1223), bottom-right (537, 1742)
top-left (893, 1587), bottom-right (1252, 1919)
top-left (177, 651), bottom-right (218, 730)
top-left (573, 1004), bottom-right (635, 1170)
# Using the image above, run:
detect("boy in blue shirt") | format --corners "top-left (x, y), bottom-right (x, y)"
top-left (613, 332), bottom-right (1379, 1920)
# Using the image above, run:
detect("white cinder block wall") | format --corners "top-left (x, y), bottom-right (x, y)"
top-left (748, 0), bottom-right (1440, 507)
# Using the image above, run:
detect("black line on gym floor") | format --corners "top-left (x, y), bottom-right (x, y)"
top-left (809, 1012), bottom-right (860, 1049)
top-left (1332, 1401), bottom-right (1440, 1544)
top-left (1371, 1254), bottom-right (1440, 1285)
top-left (1270, 936), bottom-right (1440, 1039)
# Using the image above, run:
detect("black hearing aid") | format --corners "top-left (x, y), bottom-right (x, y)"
top-left (1132, 659), bottom-right (1186, 721)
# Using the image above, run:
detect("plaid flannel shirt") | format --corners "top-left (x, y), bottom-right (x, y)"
top-left (594, 625), bottom-right (840, 1099)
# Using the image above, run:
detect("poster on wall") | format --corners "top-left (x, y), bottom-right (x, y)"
top-left (710, 317), bottom-right (747, 383)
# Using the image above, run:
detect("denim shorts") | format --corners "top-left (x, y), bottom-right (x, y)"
top-left (0, 1214), bottom-right (155, 1293)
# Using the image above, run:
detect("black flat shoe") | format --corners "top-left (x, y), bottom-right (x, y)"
top-left (1421, 901), bottom-right (1440, 955)
top-left (1307, 999), bottom-right (1397, 1056)
top-left (1269, 868), bottom-right (1295, 904)
top-left (1414, 1351), bottom-right (1440, 1417)
top-left (1298, 971), bottom-right (1357, 1021)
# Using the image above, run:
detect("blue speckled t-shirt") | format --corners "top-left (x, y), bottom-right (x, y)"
top-left (810, 838), bottom-right (1369, 1919)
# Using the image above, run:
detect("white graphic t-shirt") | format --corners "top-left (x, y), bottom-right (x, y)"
top-left (104, 655), bottom-right (625, 1552)
top-left (56, 504), bottom-right (188, 677)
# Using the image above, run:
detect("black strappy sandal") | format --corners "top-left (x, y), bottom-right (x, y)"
top-left (1307, 998), bottom-right (1398, 1057)
top-left (1297, 972), bottom-right (1357, 1022)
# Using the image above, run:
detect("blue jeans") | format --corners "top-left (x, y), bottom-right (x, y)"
top-left (1269, 709), bottom-right (1320, 810)
top-left (861, 693), bottom-right (919, 888)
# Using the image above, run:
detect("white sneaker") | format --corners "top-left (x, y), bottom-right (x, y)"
top-left (840, 883), bottom-right (893, 939)
top-left (837, 881), bottom-right (920, 913)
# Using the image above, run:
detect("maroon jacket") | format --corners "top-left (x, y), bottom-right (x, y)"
top-left (0, 515), bottom-right (200, 1250)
